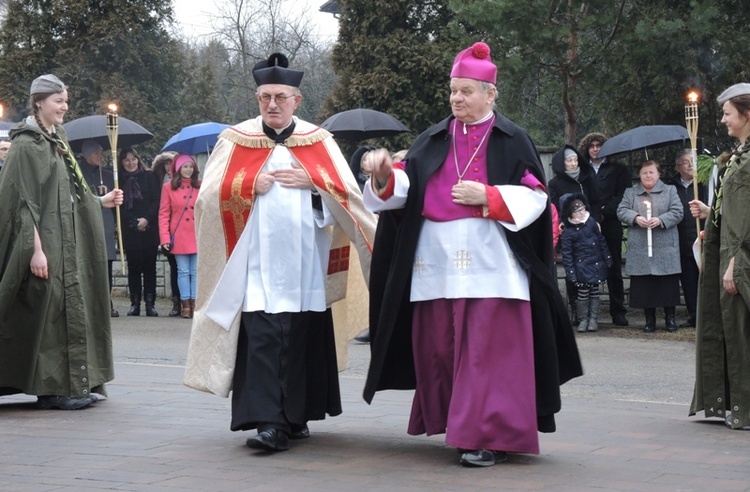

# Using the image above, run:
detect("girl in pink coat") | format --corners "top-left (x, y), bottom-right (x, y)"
top-left (158, 154), bottom-right (200, 318)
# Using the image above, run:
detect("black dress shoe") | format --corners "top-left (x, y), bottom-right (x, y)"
top-left (354, 329), bottom-right (370, 343)
top-left (679, 319), bottom-right (696, 328)
top-left (246, 428), bottom-right (289, 451)
top-left (111, 308), bottom-right (119, 317)
top-left (459, 449), bottom-right (508, 467)
top-left (290, 424), bottom-right (310, 440)
top-left (37, 395), bottom-right (93, 410)
top-left (612, 313), bottom-right (629, 326)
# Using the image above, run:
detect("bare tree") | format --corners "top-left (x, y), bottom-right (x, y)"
top-left (204, 0), bottom-right (324, 119)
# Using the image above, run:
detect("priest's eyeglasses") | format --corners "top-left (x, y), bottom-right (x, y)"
top-left (257, 93), bottom-right (295, 104)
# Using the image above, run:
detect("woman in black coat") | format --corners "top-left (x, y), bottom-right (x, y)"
top-left (548, 145), bottom-right (598, 324)
top-left (118, 147), bottom-right (161, 317)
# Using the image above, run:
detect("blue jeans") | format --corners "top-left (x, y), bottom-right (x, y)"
top-left (175, 254), bottom-right (197, 300)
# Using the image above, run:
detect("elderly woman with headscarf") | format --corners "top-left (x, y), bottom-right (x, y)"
top-left (548, 145), bottom-right (597, 325)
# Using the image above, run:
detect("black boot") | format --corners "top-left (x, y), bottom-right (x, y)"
top-left (144, 293), bottom-right (159, 317)
top-left (644, 308), bottom-right (656, 333)
top-left (127, 293), bottom-right (141, 316)
top-left (665, 306), bottom-right (677, 332)
top-left (110, 299), bottom-right (119, 318)
top-left (566, 281), bottom-right (579, 325)
top-left (570, 301), bottom-right (579, 326)
top-left (168, 296), bottom-right (181, 317)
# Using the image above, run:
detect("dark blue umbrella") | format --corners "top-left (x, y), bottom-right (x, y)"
top-left (162, 122), bottom-right (231, 154)
top-left (597, 125), bottom-right (689, 159)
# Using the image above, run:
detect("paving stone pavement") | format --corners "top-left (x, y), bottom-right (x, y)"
top-left (1, 300), bottom-right (749, 491)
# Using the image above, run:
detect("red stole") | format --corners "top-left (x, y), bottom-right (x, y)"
top-left (218, 140), bottom-right (352, 267)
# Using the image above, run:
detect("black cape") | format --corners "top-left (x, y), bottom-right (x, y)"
top-left (363, 112), bottom-right (583, 432)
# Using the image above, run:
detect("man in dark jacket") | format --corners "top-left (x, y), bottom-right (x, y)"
top-left (80, 140), bottom-right (119, 318)
top-left (548, 145), bottom-right (598, 324)
top-left (666, 149), bottom-right (707, 327)
top-left (578, 133), bottom-right (631, 326)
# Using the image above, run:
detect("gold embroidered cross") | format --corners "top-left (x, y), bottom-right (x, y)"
top-left (221, 168), bottom-right (252, 238)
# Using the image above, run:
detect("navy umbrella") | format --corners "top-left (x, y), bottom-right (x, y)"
top-left (162, 122), bottom-right (231, 155)
top-left (320, 109), bottom-right (410, 140)
top-left (597, 125), bottom-right (689, 159)
top-left (64, 115), bottom-right (153, 153)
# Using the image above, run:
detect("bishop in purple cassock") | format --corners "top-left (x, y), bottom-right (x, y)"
top-left (361, 42), bottom-right (582, 467)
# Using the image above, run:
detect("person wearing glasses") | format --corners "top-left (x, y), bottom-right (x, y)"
top-left (184, 53), bottom-right (376, 453)
top-left (361, 42), bottom-right (582, 467)
top-left (578, 132), bottom-right (631, 327)
top-left (665, 149), bottom-right (707, 328)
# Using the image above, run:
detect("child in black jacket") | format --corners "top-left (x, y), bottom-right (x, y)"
top-left (560, 193), bottom-right (613, 332)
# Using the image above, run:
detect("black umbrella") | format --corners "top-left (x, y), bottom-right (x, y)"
top-left (597, 125), bottom-right (689, 159)
top-left (63, 115), bottom-right (153, 153)
top-left (0, 121), bottom-right (18, 138)
top-left (320, 109), bottom-right (410, 140)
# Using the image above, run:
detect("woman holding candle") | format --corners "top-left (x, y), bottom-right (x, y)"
top-left (617, 160), bottom-right (683, 332)
top-left (690, 83), bottom-right (750, 431)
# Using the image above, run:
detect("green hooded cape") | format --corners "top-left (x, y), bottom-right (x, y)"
top-left (0, 119), bottom-right (113, 398)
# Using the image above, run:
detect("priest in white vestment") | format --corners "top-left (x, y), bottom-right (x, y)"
top-left (184, 53), bottom-right (376, 453)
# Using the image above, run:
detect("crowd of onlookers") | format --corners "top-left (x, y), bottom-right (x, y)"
top-left (76, 144), bottom-right (201, 320)
top-left (548, 135), bottom-right (705, 334)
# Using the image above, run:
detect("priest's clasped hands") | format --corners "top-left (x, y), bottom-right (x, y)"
top-left (254, 162), bottom-right (314, 195)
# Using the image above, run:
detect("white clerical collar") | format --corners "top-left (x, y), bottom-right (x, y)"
top-left (458, 111), bottom-right (494, 134)
top-left (270, 118), bottom-right (295, 134)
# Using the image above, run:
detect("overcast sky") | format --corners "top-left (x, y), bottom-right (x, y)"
top-left (172, 0), bottom-right (339, 42)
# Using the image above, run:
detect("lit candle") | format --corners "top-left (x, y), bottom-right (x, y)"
top-left (644, 200), bottom-right (653, 258)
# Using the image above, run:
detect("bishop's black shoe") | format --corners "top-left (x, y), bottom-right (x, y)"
top-left (246, 428), bottom-right (289, 452)
top-left (459, 449), bottom-right (508, 467)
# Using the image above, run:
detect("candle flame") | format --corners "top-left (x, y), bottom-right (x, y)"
top-left (687, 92), bottom-right (699, 104)
top-left (107, 103), bottom-right (118, 113)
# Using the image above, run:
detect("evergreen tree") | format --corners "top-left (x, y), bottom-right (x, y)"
top-left (326, 0), bottom-right (459, 151)
top-left (0, 0), bottom-right (184, 158)
top-left (450, 0), bottom-right (629, 146)
top-left (597, 0), bottom-right (750, 153)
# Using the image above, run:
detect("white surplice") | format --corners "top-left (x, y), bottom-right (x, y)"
top-left (243, 146), bottom-right (335, 313)
top-left (364, 169), bottom-right (547, 301)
